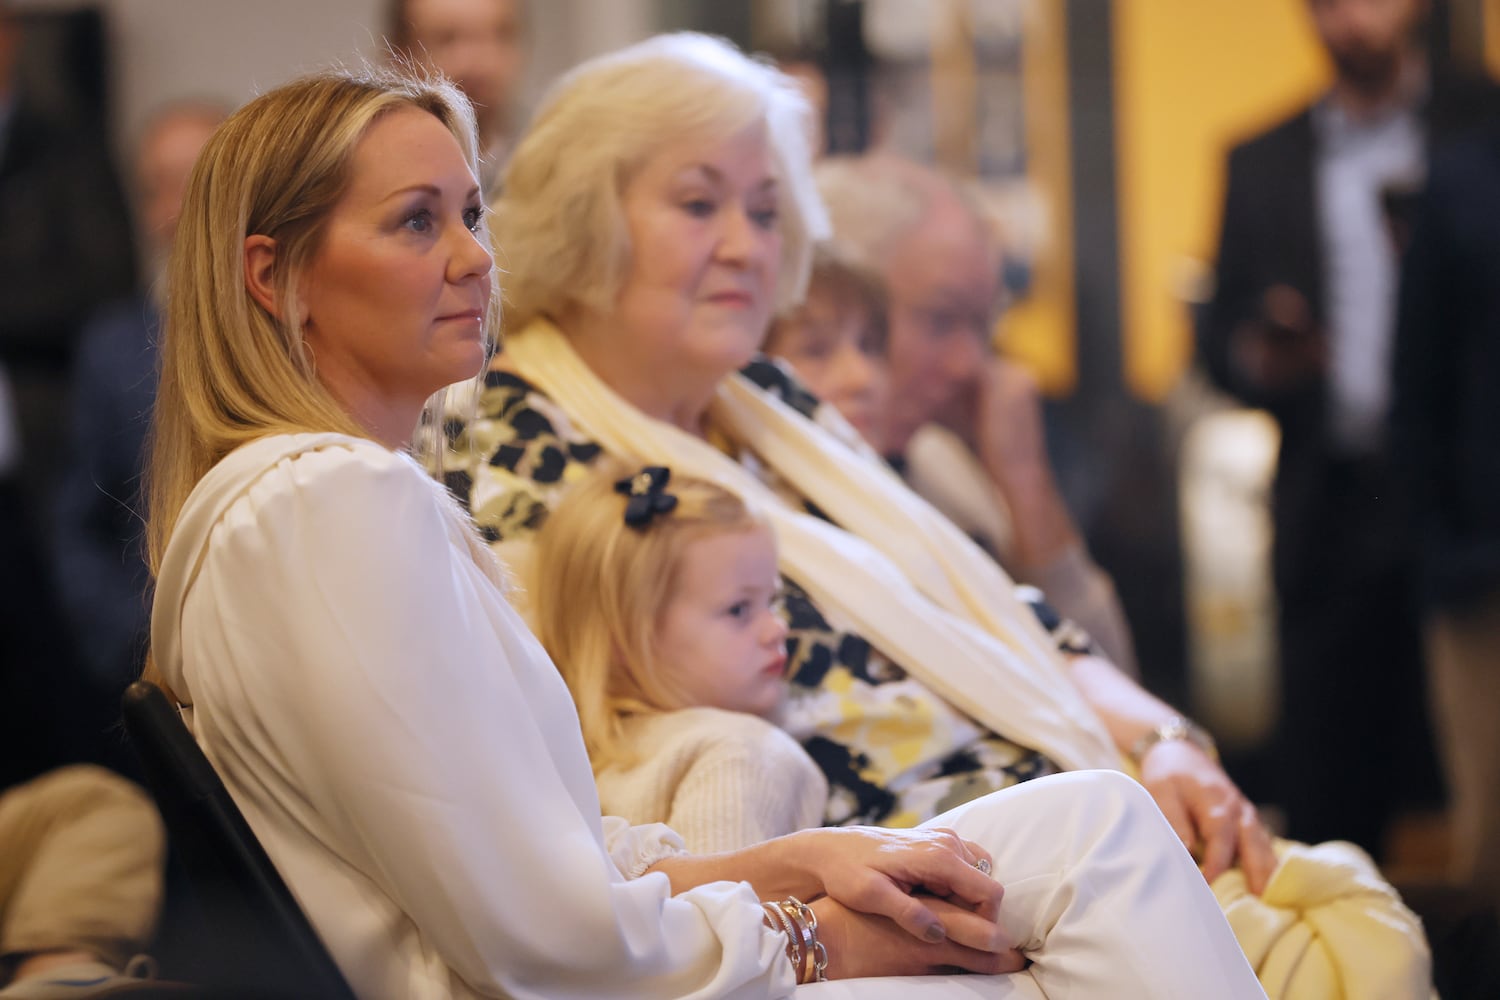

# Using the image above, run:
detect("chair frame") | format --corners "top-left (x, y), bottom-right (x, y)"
top-left (122, 680), bottom-right (358, 1000)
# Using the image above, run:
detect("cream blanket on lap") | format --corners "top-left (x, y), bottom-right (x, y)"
top-left (501, 319), bottom-right (1433, 998)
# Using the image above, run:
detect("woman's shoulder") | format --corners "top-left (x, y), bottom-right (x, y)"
top-left (155, 434), bottom-right (453, 687)
top-left (183, 432), bottom-right (399, 511)
top-left (470, 368), bottom-right (603, 470)
top-left (445, 367), bottom-right (606, 545)
top-left (182, 434), bottom-right (443, 561)
top-left (227, 433), bottom-right (421, 502)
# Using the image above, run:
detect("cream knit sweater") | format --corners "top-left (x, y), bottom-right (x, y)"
top-left (596, 707), bottom-right (829, 855)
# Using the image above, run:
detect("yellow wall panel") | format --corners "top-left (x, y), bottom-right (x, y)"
top-left (997, 0), bottom-right (1077, 396)
top-left (1488, 0), bottom-right (1500, 78)
top-left (1113, 0), bottom-right (1330, 401)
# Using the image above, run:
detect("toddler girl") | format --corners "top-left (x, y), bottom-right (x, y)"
top-left (530, 463), bottom-right (827, 853)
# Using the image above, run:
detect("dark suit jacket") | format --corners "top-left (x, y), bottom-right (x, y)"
top-left (52, 295), bottom-right (159, 688)
top-left (1200, 106), bottom-right (1346, 600)
top-left (0, 101), bottom-right (136, 367)
top-left (1391, 118), bottom-right (1500, 611)
top-left (1199, 81), bottom-right (1500, 600)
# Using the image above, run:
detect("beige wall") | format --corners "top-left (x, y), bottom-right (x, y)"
top-left (13, 0), bottom-right (653, 154)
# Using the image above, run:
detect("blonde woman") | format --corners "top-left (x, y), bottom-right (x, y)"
top-left (144, 62), bottom-right (1244, 999)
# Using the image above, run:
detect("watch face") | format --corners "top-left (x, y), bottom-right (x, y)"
top-left (1132, 717), bottom-right (1218, 765)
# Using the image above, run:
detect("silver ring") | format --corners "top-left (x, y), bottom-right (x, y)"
top-left (974, 857), bottom-right (992, 876)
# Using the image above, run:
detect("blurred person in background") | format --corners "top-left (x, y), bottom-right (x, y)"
top-left (764, 42), bottom-right (830, 158)
top-left (807, 154), bottom-right (1136, 677)
top-left (0, 73), bottom-right (170, 970)
top-left (759, 243), bottom-right (891, 453)
top-left (0, 0), bottom-right (130, 784)
top-left (52, 102), bottom-right (225, 753)
top-left (386, 0), bottom-right (527, 190)
top-left (1198, 0), bottom-right (1498, 858)
top-left (0, 766), bottom-right (166, 998)
top-left (1391, 112), bottom-right (1500, 911)
top-left (0, 2), bottom-right (137, 522)
top-left (0, 359), bottom-right (69, 790)
top-left (6, 378), bottom-right (166, 1000)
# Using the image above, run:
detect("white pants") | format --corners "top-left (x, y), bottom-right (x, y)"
top-left (800, 770), bottom-right (1265, 999)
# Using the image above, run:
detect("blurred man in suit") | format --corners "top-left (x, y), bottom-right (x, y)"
top-left (1200, 0), bottom-right (1496, 857)
top-left (1392, 112), bottom-right (1500, 909)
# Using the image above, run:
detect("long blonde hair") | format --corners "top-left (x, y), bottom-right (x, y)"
top-left (529, 465), bottom-right (768, 771)
top-left (144, 67), bottom-right (500, 685)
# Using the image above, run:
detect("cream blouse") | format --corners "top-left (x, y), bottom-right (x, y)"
top-left (151, 433), bottom-right (796, 1000)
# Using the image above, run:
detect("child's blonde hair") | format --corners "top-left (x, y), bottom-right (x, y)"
top-left (530, 464), bottom-right (771, 771)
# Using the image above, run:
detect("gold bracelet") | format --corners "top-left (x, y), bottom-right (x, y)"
top-left (775, 900), bottom-right (812, 983)
top-left (762, 901), bottom-right (803, 980)
top-left (778, 897), bottom-right (828, 984)
top-left (794, 898), bottom-right (828, 983)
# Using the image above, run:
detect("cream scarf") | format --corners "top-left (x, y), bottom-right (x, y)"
top-left (504, 319), bottom-right (1119, 772)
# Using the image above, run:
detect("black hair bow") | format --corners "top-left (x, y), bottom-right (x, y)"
top-left (614, 466), bottom-right (678, 530)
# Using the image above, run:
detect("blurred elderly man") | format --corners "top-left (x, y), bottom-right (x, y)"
top-left (809, 154), bottom-right (1136, 677)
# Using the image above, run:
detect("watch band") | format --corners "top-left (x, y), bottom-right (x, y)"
top-left (1129, 715), bottom-right (1219, 765)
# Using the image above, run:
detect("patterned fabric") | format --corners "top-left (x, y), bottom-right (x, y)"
top-left (741, 359), bottom-right (1100, 663)
top-left (448, 363), bottom-right (1069, 828)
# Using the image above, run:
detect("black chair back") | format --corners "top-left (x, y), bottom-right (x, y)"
top-left (122, 680), bottom-right (358, 1000)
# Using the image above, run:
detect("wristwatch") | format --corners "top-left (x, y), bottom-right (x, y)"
top-left (1129, 716), bottom-right (1219, 765)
